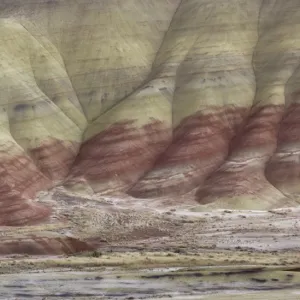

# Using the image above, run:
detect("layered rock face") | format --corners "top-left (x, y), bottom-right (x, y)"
top-left (1, 0), bottom-right (300, 226)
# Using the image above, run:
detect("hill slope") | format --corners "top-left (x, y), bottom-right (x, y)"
top-left (0, 0), bottom-right (300, 229)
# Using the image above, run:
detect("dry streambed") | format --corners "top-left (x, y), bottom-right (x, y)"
top-left (1, 251), bottom-right (300, 299)
top-left (1, 265), bottom-right (300, 299)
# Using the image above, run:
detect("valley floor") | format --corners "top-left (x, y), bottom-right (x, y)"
top-left (1, 200), bottom-right (300, 299)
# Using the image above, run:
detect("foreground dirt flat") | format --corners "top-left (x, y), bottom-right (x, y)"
top-left (1, 262), bottom-right (300, 299)
top-left (1, 192), bottom-right (300, 298)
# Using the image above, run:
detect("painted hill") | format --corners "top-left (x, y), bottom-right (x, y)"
top-left (0, 0), bottom-right (300, 230)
